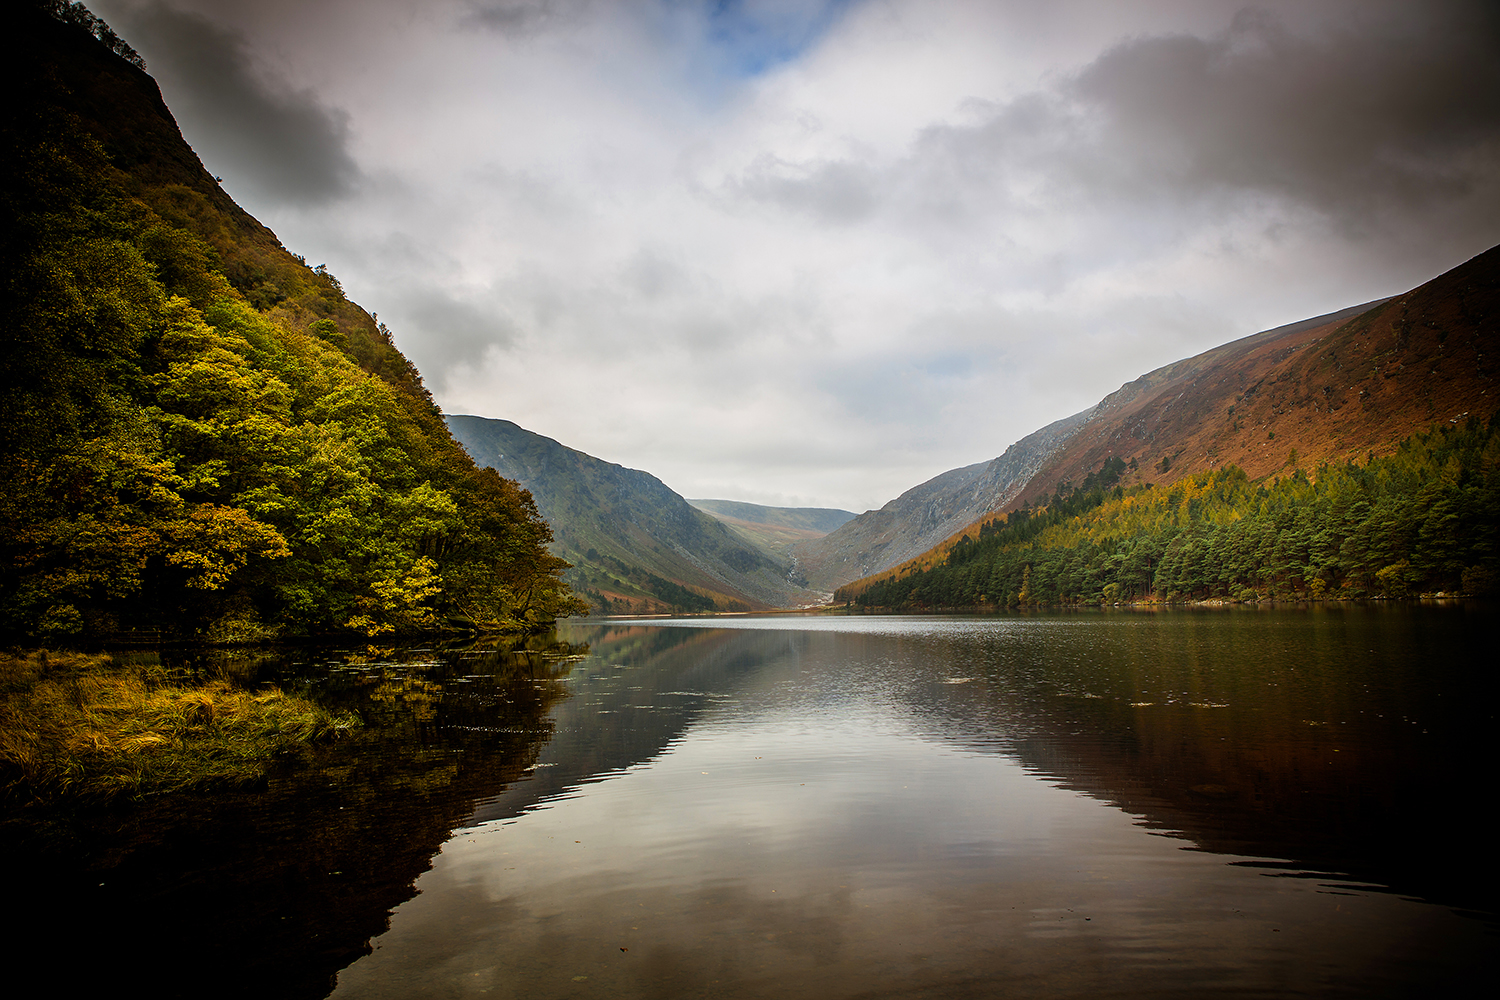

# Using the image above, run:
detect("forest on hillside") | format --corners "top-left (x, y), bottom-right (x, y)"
top-left (842, 419), bottom-right (1500, 610)
top-left (1, 3), bottom-right (585, 642)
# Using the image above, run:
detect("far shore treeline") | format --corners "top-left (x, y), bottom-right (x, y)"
top-left (1, 2), bottom-right (586, 643)
top-left (840, 419), bottom-right (1500, 610)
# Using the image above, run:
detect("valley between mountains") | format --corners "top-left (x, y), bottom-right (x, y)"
top-left (450, 244), bottom-right (1499, 611)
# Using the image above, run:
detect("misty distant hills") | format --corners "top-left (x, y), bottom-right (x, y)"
top-left (821, 243), bottom-right (1499, 596)
top-left (686, 499), bottom-right (854, 534)
top-left (686, 499), bottom-right (853, 568)
top-left (446, 416), bottom-right (819, 613)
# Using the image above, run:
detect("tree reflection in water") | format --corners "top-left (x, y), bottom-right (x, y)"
top-left (7, 634), bottom-right (583, 999)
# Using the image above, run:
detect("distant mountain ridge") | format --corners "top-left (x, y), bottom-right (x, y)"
top-left (686, 499), bottom-right (853, 572)
top-left (446, 416), bottom-right (819, 612)
top-left (686, 500), bottom-right (854, 534)
top-left (791, 410), bottom-right (1090, 593)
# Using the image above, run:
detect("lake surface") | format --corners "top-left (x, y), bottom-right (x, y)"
top-left (14, 605), bottom-right (1496, 998)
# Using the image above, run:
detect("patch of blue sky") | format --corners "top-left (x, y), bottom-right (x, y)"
top-left (696, 0), bottom-right (863, 78)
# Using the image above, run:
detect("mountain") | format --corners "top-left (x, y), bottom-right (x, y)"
top-left (446, 416), bottom-right (820, 613)
top-left (685, 499), bottom-right (854, 568)
top-left (791, 410), bottom-right (1089, 593)
top-left (836, 245), bottom-right (1500, 603)
top-left (1005, 250), bottom-right (1496, 511)
top-left (1, 3), bottom-right (580, 639)
top-left (803, 246), bottom-right (1499, 596)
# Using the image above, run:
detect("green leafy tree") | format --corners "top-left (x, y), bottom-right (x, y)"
top-left (1, 6), bottom-right (585, 640)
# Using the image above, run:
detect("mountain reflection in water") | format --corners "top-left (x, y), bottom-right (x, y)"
top-left (334, 605), bottom-right (1492, 999)
top-left (11, 607), bottom-right (1493, 999)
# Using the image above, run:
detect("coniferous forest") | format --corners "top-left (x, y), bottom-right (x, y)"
top-left (1, 2), bottom-right (586, 642)
top-left (842, 419), bottom-right (1500, 610)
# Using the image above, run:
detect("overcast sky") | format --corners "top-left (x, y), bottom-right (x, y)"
top-left (95, 0), bottom-right (1500, 512)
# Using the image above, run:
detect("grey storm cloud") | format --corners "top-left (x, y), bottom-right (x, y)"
top-left (465, 0), bottom-right (590, 37)
top-left (1065, 4), bottom-right (1500, 220)
top-left (116, 2), bottom-right (361, 204)
top-left (729, 2), bottom-right (1500, 247)
top-left (900, 2), bottom-right (1500, 244)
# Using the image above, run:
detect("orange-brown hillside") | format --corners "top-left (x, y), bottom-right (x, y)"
top-left (834, 244), bottom-right (1500, 601)
top-left (1011, 244), bottom-right (1499, 508)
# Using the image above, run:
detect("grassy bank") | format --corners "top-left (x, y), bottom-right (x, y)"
top-left (0, 650), bottom-right (359, 806)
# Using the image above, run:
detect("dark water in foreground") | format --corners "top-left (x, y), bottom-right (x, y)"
top-left (12, 605), bottom-right (1496, 998)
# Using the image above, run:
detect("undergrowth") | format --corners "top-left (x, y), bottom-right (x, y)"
top-left (0, 649), bottom-right (359, 805)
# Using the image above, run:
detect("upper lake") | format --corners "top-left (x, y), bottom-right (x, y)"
top-left (17, 605), bottom-right (1495, 998)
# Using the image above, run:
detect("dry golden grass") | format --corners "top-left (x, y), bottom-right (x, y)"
top-left (0, 649), bottom-right (358, 805)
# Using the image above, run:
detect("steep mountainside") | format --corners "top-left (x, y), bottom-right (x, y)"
top-left (686, 499), bottom-right (854, 566)
top-left (447, 416), bottom-right (819, 612)
top-left (1009, 247), bottom-right (1498, 511)
top-left (792, 411), bottom-right (1089, 592)
top-left (1, 3), bottom-right (580, 639)
top-left (805, 246), bottom-right (1499, 596)
top-left (837, 245), bottom-right (1500, 600)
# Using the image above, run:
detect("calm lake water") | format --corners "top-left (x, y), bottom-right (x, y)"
top-left (14, 605), bottom-right (1496, 998)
